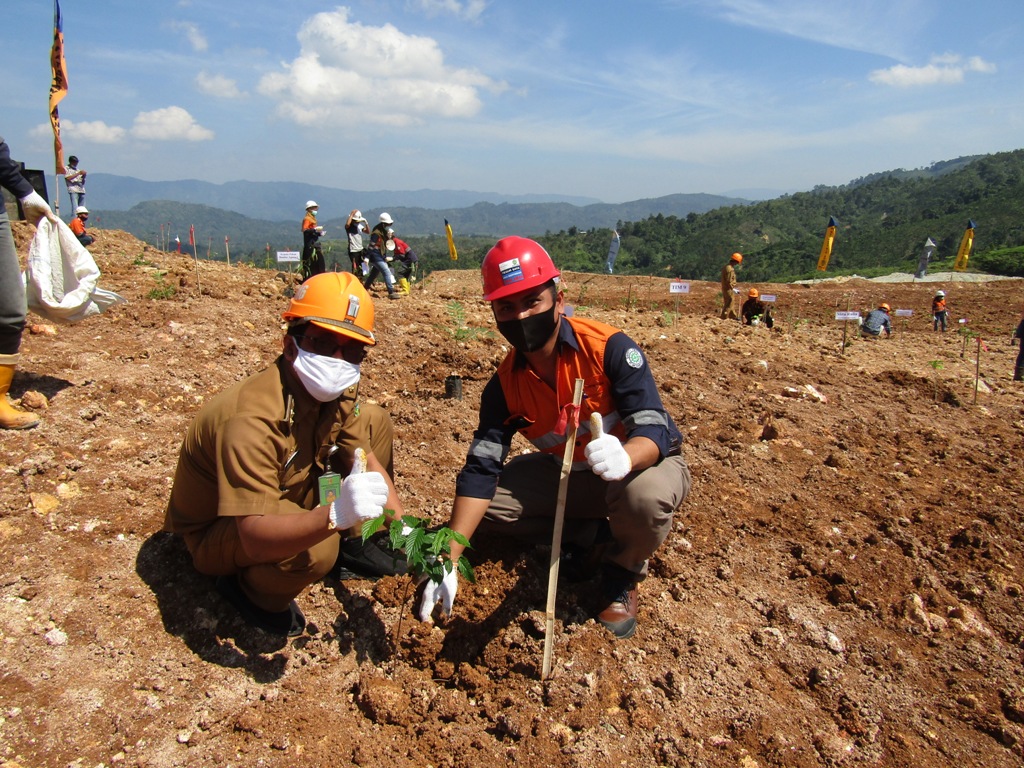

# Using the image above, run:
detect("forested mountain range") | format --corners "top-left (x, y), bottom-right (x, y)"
top-left (89, 150), bottom-right (1024, 282)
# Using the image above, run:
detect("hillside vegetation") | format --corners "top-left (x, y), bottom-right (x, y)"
top-left (92, 150), bottom-right (1024, 283)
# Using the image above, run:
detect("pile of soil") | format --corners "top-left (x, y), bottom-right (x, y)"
top-left (2, 223), bottom-right (1023, 767)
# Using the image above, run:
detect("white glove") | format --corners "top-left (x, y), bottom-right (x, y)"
top-left (584, 413), bottom-right (632, 481)
top-left (329, 450), bottom-right (389, 529)
top-left (417, 564), bottom-right (459, 622)
top-left (732, 288), bottom-right (740, 294)
top-left (19, 192), bottom-right (56, 225)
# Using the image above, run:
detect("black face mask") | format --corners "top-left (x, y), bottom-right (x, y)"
top-left (496, 305), bottom-right (558, 353)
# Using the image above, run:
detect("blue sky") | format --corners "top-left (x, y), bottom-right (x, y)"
top-left (5, 1), bottom-right (1023, 204)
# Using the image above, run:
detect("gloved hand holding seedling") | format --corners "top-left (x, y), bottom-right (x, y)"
top-left (361, 512), bottom-right (474, 623)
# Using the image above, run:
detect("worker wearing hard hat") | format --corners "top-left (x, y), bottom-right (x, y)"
top-left (164, 272), bottom-right (409, 637)
top-left (300, 200), bottom-right (326, 281)
top-left (932, 290), bottom-right (948, 332)
top-left (345, 209), bottom-right (369, 275)
top-left (861, 303), bottom-right (893, 338)
top-left (69, 206), bottom-right (95, 247)
top-left (420, 237), bottom-right (691, 640)
top-left (720, 252), bottom-right (742, 320)
top-left (740, 288), bottom-right (772, 327)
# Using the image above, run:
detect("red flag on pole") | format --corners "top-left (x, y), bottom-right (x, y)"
top-left (49, 0), bottom-right (69, 175)
top-left (189, 224), bottom-right (195, 246)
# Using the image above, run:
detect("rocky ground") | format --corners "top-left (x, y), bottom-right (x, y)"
top-left (1, 224), bottom-right (1023, 768)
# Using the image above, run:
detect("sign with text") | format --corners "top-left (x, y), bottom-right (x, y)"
top-left (894, 309), bottom-right (913, 317)
top-left (835, 311), bottom-right (861, 321)
top-left (669, 281), bottom-right (690, 294)
top-left (760, 294), bottom-right (776, 303)
top-left (276, 250), bottom-right (300, 263)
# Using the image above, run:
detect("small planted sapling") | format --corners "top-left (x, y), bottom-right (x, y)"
top-left (361, 513), bottom-right (475, 589)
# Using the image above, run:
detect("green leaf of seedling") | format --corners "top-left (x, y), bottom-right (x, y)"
top-left (361, 513), bottom-right (387, 541)
top-left (457, 556), bottom-right (476, 584)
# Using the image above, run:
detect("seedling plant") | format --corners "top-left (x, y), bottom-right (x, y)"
top-left (362, 512), bottom-right (475, 643)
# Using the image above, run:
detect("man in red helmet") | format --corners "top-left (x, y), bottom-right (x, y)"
top-left (164, 272), bottom-right (408, 638)
top-left (419, 237), bottom-right (691, 639)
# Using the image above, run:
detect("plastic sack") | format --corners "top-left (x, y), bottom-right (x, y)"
top-left (22, 217), bottom-right (126, 323)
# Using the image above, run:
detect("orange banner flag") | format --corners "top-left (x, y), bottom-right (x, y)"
top-left (49, 0), bottom-right (69, 174)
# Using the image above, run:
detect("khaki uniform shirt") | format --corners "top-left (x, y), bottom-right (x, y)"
top-left (163, 358), bottom-right (368, 535)
top-left (721, 263), bottom-right (736, 293)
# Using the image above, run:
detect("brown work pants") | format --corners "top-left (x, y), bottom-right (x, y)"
top-left (721, 290), bottom-right (738, 320)
top-left (478, 451), bottom-right (691, 578)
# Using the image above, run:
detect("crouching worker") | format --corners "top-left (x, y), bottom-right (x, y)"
top-left (861, 303), bottom-right (892, 338)
top-left (163, 272), bottom-right (408, 637)
top-left (419, 237), bottom-right (691, 639)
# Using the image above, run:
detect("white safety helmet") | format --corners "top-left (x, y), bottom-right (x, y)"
top-left (305, 200), bottom-right (319, 210)
top-left (379, 212), bottom-right (393, 225)
top-left (936, 290), bottom-right (945, 297)
top-left (75, 206), bottom-right (89, 215)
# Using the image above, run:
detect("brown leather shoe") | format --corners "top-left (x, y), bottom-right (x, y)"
top-left (597, 566), bottom-right (638, 639)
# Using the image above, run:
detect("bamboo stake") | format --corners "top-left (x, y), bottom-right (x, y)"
top-left (542, 378), bottom-right (585, 680)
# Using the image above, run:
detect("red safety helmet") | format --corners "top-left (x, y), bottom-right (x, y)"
top-left (481, 237), bottom-right (561, 301)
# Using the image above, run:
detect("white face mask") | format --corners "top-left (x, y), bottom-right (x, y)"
top-left (291, 346), bottom-right (361, 402)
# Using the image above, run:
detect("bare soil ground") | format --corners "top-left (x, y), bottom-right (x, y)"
top-left (2, 224), bottom-right (1024, 768)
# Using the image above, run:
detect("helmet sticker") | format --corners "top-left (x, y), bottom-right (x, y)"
top-left (498, 257), bottom-right (525, 286)
top-left (625, 348), bottom-right (644, 369)
top-left (294, 284), bottom-right (309, 301)
top-left (346, 294), bottom-right (361, 322)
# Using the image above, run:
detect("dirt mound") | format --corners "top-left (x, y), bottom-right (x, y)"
top-left (2, 223), bottom-right (1024, 767)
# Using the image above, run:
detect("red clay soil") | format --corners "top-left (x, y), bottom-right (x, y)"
top-left (1, 223), bottom-right (1023, 767)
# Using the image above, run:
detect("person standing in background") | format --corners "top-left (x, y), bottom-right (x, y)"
top-left (1013, 308), bottom-right (1024, 382)
top-left (720, 252), bottom-right (742, 320)
top-left (300, 200), bottom-right (326, 281)
top-left (64, 155), bottom-right (86, 210)
top-left (346, 210), bottom-right (369, 275)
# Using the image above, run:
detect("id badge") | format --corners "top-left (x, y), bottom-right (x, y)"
top-left (318, 472), bottom-right (342, 507)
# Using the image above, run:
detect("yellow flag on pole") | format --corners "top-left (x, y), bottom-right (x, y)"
top-left (49, 0), bottom-right (69, 174)
top-left (444, 218), bottom-right (458, 261)
top-left (816, 216), bottom-right (838, 271)
top-left (953, 220), bottom-right (975, 272)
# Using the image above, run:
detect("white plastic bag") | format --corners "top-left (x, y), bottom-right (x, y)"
top-left (22, 217), bottom-right (126, 323)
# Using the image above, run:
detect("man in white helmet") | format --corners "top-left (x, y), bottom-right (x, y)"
top-left (345, 209), bottom-right (369, 275)
top-left (69, 206), bottom-right (95, 247)
top-left (300, 200), bottom-right (325, 281)
top-left (932, 290), bottom-right (948, 332)
top-left (363, 212), bottom-right (400, 299)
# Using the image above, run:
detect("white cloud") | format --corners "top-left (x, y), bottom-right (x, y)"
top-left (30, 119), bottom-right (126, 144)
top-left (168, 21), bottom-right (208, 52)
top-left (257, 7), bottom-right (503, 127)
top-left (196, 72), bottom-right (245, 99)
top-left (410, 0), bottom-right (487, 22)
top-left (869, 54), bottom-right (997, 87)
top-left (130, 107), bottom-right (214, 141)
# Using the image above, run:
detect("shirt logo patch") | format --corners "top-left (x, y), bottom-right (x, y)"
top-left (625, 348), bottom-right (643, 369)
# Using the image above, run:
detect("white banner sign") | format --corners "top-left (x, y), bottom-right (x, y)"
top-left (277, 250), bottom-right (301, 263)
top-left (760, 294), bottom-right (776, 303)
top-left (835, 311), bottom-right (861, 321)
top-left (669, 281), bottom-right (690, 294)
top-left (894, 309), bottom-right (913, 317)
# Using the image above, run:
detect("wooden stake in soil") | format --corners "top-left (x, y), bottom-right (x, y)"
top-left (541, 378), bottom-right (585, 680)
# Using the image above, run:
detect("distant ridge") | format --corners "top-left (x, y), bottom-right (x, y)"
top-left (84, 175), bottom-right (604, 220)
